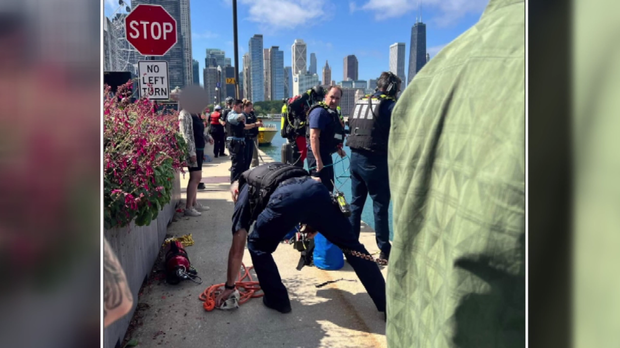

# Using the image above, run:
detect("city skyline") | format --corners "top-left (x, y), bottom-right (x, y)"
top-left (104, 0), bottom-right (486, 91)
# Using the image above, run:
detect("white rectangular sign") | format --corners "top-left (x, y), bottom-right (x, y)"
top-left (138, 61), bottom-right (169, 100)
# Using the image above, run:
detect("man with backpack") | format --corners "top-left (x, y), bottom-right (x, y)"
top-left (215, 163), bottom-right (386, 317)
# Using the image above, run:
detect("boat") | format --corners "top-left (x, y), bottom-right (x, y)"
top-left (258, 123), bottom-right (278, 145)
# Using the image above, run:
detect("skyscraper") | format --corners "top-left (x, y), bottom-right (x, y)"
top-left (407, 21), bottom-right (427, 84)
top-left (203, 66), bottom-right (220, 105)
top-left (131, 0), bottom-right (189, 89)
top-left (243, 53), bottom-right (252, 100)
top-left (249, 34), bottom-right (264, 102)
top-left (263, 48), bottom-right (271, 101)
top-left (322, 60), bottom-right (331, 87)
top-left (270, 46), bottom-right (284, 101)
top-left (390, 42), bottom-right (407, 88)
top-left (179, 0), bottom-right (193, 87)
top-left (292, 39), bottom-right (307, 75)
top-left (344, 55), bottom-right (358, 81)
top-left (426, 53), bottom-right (430, 62)
top-left (205, 49), bottom-right (226, 68)
top-left (309, 53), bottom-right (317, 74)
top-left (192, 59), bottom-right (199, 85)
top-left (283, 66), bottom-right (292, 98)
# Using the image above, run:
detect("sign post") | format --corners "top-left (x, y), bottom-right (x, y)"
top-left (138, 61), bottom-right (169, 100)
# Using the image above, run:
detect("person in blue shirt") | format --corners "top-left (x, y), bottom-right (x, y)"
top-left (306, 86), bottom-right (346, 193)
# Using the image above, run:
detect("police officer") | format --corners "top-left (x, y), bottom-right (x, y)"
top-left (242, 99), bottom-right (262, 170)
top-left (215, 163), bottom-right (386, 316)
top-left (226, 99), bottom-right (247, 183)
top-left (306, 86), bottom-right (346, 192)
top-left (220, 97), bottom-right (234, 156)
top-left (346, 71), bottom-right (401, 262)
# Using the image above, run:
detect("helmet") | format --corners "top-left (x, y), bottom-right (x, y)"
top-left (311, 85), bottom-right (325, 99)
top-left (225, 97), bottom-right (234, 104)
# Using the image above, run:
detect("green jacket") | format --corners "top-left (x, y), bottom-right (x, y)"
top-left (387, 0), bottom-right (525, 347)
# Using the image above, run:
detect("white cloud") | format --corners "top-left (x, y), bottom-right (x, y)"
top-left (240, 0), bottom-right (329, 32)
top-left (349, 2), bottom-right (358, 13)
top-left (193, 31), bottom-right (220, 40)
top-left (427, 44), bottom-right (447, 57)
top-left (359, 0), bottom-right (487, 26)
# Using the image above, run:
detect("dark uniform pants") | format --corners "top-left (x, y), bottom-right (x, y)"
top-left (243, 177), bottom-right (386, 312)
top-left (227, 139), bottom-right (246, 183)
top-left (349, 149), bottom-right (392, 258)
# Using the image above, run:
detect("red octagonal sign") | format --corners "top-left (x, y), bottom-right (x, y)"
top-left (125, 4), bottom-right (177, 56)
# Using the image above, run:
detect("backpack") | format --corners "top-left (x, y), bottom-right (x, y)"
top-left (238, 162), bottom-right (309, 220)
top-left (281, 93), bottom-right (312, 139)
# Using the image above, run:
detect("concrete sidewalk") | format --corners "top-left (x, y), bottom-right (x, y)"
top-left (125, 149), bottom-right (388, 348)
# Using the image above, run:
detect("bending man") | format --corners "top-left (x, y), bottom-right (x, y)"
top-left (215, 163), bottom-right (386, 315)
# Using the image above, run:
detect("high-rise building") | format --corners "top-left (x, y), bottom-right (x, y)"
top-left (103, 17), bottom-right (119, 72)
top-left (179, 0), bottom-right (193, 87)
top-left (249, 35), bottom-right (264, 102)
top-left (270, 46), bottom-right (284, 101)
top-left (131, 0), bottom-right (190, 89)
top-left (206, 49), bottom-right (226, 68)
top-left (283, 66), bottom-right (292, 98)
top-left (192, 60), bottom-right (200, 85)
top-left (309, 53), bottom-right (317, 75)
top-left (263, 48), bottom-right (271, 101)
top-left (238, 72), bottom-right (244, 99)
top-left (322, 60), bottom-right (331, 87)
top-left (243, 53), bottom-right (252, 100)
top-left (339, 80), bottom-right (354, 89)
top-left (344, 55), bottom-right (359, 81)
top-left (390, 42), bottom-right (407, 88)
top-left (426, 53), bottom-right (430, 62)
top-left (293, 73), bottom-right (319, 96)
top-left (292, 39), bottom-right (307, 75)
top-left (225, 57), bottom-right (232, 67)
top-left (203, 66), bottom-right (220, 106)
top-left (353, 80), bottom-right (367, 90)
top-left (368, 79), bottom-right (377, 90)
top-left (407, 21), bottom-right (427, 84)
top-left (340, 88), bottom-right (362, 116)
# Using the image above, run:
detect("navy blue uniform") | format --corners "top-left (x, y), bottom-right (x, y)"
top-left (232, 176), bottom-right (386, 313)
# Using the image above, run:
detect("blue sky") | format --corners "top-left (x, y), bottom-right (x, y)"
top-left (105, 0), bottom-right (489, 86)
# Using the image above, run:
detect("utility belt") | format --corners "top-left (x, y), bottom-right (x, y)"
top-left (226, 137), bottom-right (245, 153)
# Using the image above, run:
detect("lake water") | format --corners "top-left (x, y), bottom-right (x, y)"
top-left (260, 120), bottom-right (394, 240)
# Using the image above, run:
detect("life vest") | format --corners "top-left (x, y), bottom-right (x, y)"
top-left (210, 111), bottom-right (222, 125)
top-left (345, 94), bottom-right (396, 153)
top-left (238, 162), bottom-right (309, 220)
top-left (306, 102), bottom-right (345, 155)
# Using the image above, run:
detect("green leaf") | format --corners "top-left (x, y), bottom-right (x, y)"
top-left (123, 339), bottom-right (139, 348)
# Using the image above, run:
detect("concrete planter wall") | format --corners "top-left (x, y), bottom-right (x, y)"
top-left (103, 172), bottom-right (181, 348)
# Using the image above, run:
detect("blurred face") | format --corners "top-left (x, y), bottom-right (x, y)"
top-left (243, 103), bottom-right (253, 113)
top-left (325, 88), bottom-right (342, 110)
top-left (233, 103), bottom-right (242, 113)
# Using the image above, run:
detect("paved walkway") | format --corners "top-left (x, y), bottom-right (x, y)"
top-left (124, 149), bottom-right (388, 348)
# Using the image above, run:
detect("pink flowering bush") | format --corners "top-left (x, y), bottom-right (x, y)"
top-left (104, 82), bottom-right (187, 229)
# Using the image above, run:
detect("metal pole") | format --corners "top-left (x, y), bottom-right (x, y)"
top-left (232, 0), bottom-right (240, 99)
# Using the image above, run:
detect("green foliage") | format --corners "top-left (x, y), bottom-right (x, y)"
top-left (253, 100), bottom-right (286, 115)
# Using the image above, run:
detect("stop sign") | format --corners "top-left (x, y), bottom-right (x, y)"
top-left (125, 4), bottom-right (177, 56)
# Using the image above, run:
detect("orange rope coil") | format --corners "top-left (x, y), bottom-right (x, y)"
top-left (199, 263), bottom-right (263, 311)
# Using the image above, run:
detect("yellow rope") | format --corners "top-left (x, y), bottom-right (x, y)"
top-left (163, 234), bottom-right (195, 247)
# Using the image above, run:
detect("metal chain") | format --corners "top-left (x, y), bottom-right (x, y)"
top-left (341, 248), bottom-right (388, 266)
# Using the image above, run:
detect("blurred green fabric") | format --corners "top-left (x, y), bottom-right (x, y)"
top-left (386, 0), bottom-right (525, 346)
